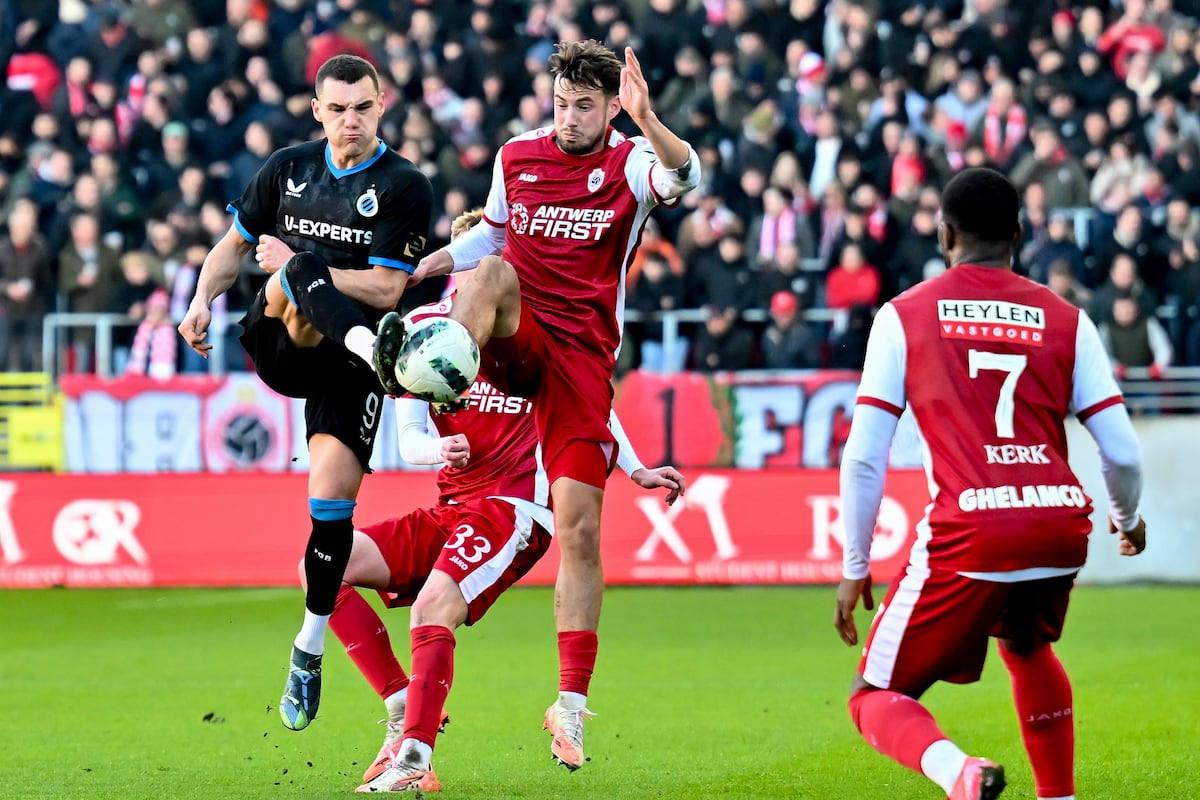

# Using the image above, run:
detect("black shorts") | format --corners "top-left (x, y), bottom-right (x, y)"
top-left (238, 288), bottom-right (384, 470)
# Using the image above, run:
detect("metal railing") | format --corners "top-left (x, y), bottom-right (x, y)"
top-left (42, 312), bottom-right (227, 379)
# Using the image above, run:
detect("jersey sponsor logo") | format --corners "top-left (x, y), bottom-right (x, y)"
top-left (510, 203), bottom-right (530, 234)
top-left (465, 380), bottom-right (532, 415)
top-left (356, 186), bottom-right (379, 218)
top-left (285, 178), bottom-right (308, 197)
top-left (938, 299), bottom-right (1045, 346)
top-left (514, 204), bottom-right (616, 241)
top-left (587, 168), bottom-right (605, 192)
top-left (403, 234), bottom-right (427, 260)
top-left (984, 443), bottom-right (1051, 465)
top-left (518, 172), bottom-right (538, 182)
top-left (283, 215), bottom-right (374, 244)
top-left (958, 484), bottom-right (1087, 512)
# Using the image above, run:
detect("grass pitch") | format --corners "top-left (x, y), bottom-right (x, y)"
top-left (1, 585), bottom-right (1195, 799)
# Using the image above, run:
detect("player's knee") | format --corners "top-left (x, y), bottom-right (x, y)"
top-left (476, 256), bottom-right (520, 302)
top-left (557, 514), bottom-right (602, 565)
top-left (411, 574), bottom-right (468, 628)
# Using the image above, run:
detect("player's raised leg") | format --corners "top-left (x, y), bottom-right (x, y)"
top-left (544, 474), bottom-right (604, 771)
top-left (358, 570), bottom-right (466, 793)
top-left (281, 435), bottom-right (365, 730)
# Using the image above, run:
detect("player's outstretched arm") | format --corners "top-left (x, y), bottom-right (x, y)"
top-left (179, 226), bottom-right (252, 356)
top-left (619, 47), bottom-right (690, 170)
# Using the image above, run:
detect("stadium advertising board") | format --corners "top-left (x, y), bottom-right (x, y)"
top-left (0, 470), bottom-right (926, 588)
top-left (57, 372), bottom-right (924, 473)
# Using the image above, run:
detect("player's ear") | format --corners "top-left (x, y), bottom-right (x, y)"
top-left (310, 96), bottom-right (321, 122)
top-left (608, 93), bottom-right (621, 122)
top-left (1011, 219), bottom-right (1024, 251)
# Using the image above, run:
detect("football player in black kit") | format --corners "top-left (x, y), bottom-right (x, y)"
top-left (178, 54), bottom-right (433, 732)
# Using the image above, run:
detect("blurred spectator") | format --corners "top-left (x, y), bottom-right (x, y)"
top-left (978, 77), bottom-right (1026, 170)
top-left (829, 303), bottom-right (874, 370)
top-left (1010, 122), bottom-right (1091, 210)
top-left (889, 205), bottom-right (943, 295)
top-left (758, 240), bottom-right (817, 311)
top-left (826, 242), bottom-right (882, 312)
top-left (0, 198), bottom-right (50, 370)
top-left (934, 70), bottom-right (988, 134)
top-left (759, 290), bottom-right (819, 370)
top-left (1090, 252), bottom-right (1158, 325)
top-left (124, 288), bottom-right (178, 379)
top-left (1096, 0), bottom-right (1166, 82)
top-left (1100, 293), bottom-right (1173, 378)
top-left (628, 252), bottom-right (688, 374)
top-left (1027, 210), bottom-right (1088, 286)
top-left (58, 212), bottom-right (122, 372)
top-left (1092, 204), bottom-right (1164, 292)
top-left (676, 186), bottom-right (742, 264)
top-left (1091, 139), bottom-right (1153, 213)
top-left (109, 250), bottom-right (163, 373)
top-left (748, 185), bottom-right (814, 267)
top-left (627, 217), bottom-right (684, 293)
top-left (686, 233), bottom-right (755, 312)
top-left (1047, 259), bottom-right (1092, 310)
top-left (225, 120), bottom-right (274, 203)
top-left (692, 304), bottom-right (754, 372)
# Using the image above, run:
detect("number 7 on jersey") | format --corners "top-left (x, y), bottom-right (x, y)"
top-left (967, 349), bottom-right (1028, 439)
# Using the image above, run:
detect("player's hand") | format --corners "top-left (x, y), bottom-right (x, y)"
top-left (630, 465), bottom-right (686, 506)
top-left (619, 47), bottom-right (652, 123)
top-left (256, 234), bottom-right (296, 274)
top-left (439, 433), bottom-right (470, 469)
top-left (413, 251), bottom-right (455, 286)
top-left (834, 575), bottom-right (874, 647)
top-left (178, 302), bottom-right (213, 357)
top-left (1110, 516), bottom-right (1147, 556)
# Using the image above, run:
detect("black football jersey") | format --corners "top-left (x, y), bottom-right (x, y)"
top-left (228, 138), bottom-right (432, 313)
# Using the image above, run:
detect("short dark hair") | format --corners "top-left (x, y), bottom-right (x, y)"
top-left (315, 54), bottom-right (380, 95)
top-left (549, 40), bottom-right (622, 96)
top-left (941, 167), bottom-right (1020, 242)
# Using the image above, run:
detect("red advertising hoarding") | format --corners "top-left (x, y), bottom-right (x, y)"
top-left (0, 470), bottom-right (928, 588)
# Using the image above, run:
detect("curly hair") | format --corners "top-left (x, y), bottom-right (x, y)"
top-left (549, 40), bottom-right (622, 96)
top-left (450, 208), bottom-right (484, 240)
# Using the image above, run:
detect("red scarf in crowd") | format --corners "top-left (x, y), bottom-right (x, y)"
top-left (983, 103), bottom-right (1027, 165)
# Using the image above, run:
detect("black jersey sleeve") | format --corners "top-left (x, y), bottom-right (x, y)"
top-left (366, 164), bottom-right (434, 274)
top-left (227, 150), bottom-right (283, 243)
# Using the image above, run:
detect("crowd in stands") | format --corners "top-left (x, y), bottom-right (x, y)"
top-left (2, 0), bottom-right (1200, 379)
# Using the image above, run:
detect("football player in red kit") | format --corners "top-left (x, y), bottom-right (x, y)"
top-left (376, 41), bottom-right (700, 769)
top-left (835, 168), bottom-right (1147, 800)
top-left (327, 212), bottom-right (685, 793)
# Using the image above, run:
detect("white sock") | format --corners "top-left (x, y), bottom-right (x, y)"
top-left (920, 739), bottom-right (968, 795)
top-left (398, 738), bottom-right (433, 769)
top-left (344, 325), bottom-right (375, 367)
top-left (294, 610), bottom-right (329, 655)
top-left (558, 691), bottom-right (588, 710)
top-left (385, 688), bottom-right (408, 724)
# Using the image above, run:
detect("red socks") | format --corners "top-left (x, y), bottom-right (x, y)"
top-left (849, 688), bottom-right (950, 775)
top-left (329, 585), bottom-right (409, 699)
top-left (1000, 644), bottom-right (1075, 798)
top-left (405, 625), bottom-right (456, 748)
top-left (557, 630), bottom-right (598, 696)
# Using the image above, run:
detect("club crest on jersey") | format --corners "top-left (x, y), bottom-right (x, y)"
top-left (509, 203), bottom-right (530, 234)
top-left (285, 178), bottom-right (307, 197)
top-left (587, 168), bottom-right (604, 193)
top-left (356, 186), bottom-right (379, 218)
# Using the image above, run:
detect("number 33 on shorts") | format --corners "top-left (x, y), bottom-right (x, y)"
top-left (443, 524), bottom-right (492, 568)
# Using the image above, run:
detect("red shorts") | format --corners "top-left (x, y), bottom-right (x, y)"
top-left (859, 566), bottom-right (1076, 697)
top-left (484, 304), bottom-right (617, 488)
top-left (358, 498), bottom-right (552, 625)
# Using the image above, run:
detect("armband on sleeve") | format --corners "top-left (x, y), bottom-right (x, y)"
top-left (651, 144), bottom-right (702, 201)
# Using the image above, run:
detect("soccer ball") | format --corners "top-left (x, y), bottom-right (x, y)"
top-left (394, 316), bottom-right (480, 403)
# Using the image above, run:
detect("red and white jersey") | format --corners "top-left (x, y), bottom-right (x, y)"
top-left (482, 126), bottom-right (667, 365)
top-left (403, 299), bottom-right (548, 511)
top-left (856, 265), bottom-right (1123, 572)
